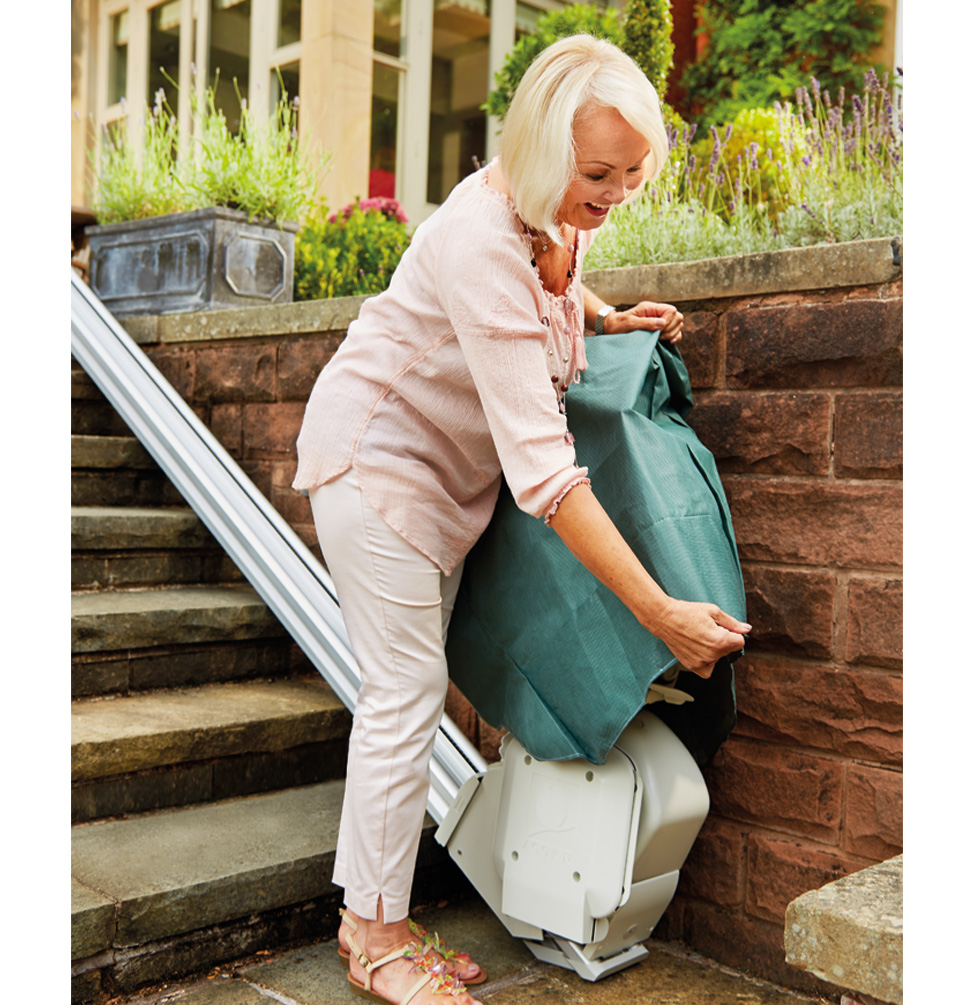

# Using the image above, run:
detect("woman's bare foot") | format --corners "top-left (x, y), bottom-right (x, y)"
top-left (340, 906), bottom-right (484, 1004)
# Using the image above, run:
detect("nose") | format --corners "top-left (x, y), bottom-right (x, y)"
top-left (603, 174), bottom-right (629, 204)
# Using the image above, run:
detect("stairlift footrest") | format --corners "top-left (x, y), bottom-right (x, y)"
top-left (523, 935), bottom-right (649, 981)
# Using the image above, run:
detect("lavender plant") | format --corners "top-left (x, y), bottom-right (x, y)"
top-left (587, 70), bottom-right (902, 268)
top-left (89, 76), bottom-right (327, 226)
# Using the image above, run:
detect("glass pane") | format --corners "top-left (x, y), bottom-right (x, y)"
top-left (148, 1), bottom-right (181, 107)
top-left (427, 1), bottom-right (490, 204)
top-left (515, 1), bottom-right (543, 38)
top-left (108, 10), bottom-right (129, 106)
top-left (374, 0), bottom-right (402, 58)
top-left (370, 61), bottom-right (400, 199)
top-left (272, 60), bottom-right (300, 107)
top-left (278, 0), bottom-right (302, 48)
top-left (208, 0), bottom-right (251, 132)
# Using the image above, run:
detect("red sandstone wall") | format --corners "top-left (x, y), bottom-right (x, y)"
top-left (144, 274), bottom-right (903, 994)
top-left (659, 280), bottom-right (903, 992)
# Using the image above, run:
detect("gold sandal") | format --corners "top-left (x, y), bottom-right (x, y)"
top-left (338, 909), bottom-right (487, 987)
top-left (345, 923), bottom-right (469, 1003)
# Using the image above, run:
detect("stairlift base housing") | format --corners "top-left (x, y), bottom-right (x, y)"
top-left (435, 708), bottom-right (710, 981)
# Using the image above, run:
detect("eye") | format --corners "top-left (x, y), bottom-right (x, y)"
top-left (586, 172), bottom-right (607, 182)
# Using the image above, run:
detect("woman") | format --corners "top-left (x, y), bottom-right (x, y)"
top-left (294, 34), bottom-right (750, 1005)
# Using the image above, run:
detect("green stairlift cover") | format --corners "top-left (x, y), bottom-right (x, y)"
top-left (445, 331), bottom-right (747, 767)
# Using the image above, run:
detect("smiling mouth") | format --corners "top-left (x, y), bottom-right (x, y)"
top-left (585, 203), bottom-right (610, 217)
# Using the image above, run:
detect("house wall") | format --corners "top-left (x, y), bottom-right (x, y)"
top-left (121, 237), bottom-right (903, 995)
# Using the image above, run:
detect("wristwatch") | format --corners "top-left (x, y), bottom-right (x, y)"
top-left (595, 304), bottom-right (617, 336)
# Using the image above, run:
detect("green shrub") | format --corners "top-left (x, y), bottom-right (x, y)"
top-left (484, 4), bottom-right (625, 120)
top-left (681, 0), bottom-right (887, 130)
top-left (294, 198), bottom-right (411, 301)
top-left (620, 0), bottom-right (675, 100)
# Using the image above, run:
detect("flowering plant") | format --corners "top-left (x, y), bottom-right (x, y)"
top-left (294, 198), bottom-right (411, 301)
top-left (587, 69), bottom-right (902, 268)
top-left (88, 76), bottom-right (327, 226)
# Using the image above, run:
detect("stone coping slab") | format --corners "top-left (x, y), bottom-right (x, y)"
top-left (121, 238), bottom-right (901, 346)
top-left (785, 854), bottom-right (903, 1005)
top-left (71, 677), bottom-right (349, 780)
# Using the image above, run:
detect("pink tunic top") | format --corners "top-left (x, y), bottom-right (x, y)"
top-left (293, 164), bottom-right (593, 574)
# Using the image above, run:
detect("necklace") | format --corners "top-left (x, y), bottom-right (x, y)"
top-left (525, 225), bottom-right (579, 442)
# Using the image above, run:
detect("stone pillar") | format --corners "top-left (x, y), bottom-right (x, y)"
top-left (299, 1), bottom-right (373, 211)
top-left (71, 0), bottom-right (97, 208)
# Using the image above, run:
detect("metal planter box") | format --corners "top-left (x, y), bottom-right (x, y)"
top-left (86, 206), bottom-right (299, 316)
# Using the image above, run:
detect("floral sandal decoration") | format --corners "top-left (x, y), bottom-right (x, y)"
top-left (337, 909), bottom-right (487, 987)
top-left (407, 921), bottom-right (487, 986)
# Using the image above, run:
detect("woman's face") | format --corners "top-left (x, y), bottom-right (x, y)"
top-left (557, 105), bottom-right (651, 232)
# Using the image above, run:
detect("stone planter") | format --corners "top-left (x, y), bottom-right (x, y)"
top-left (86, 206), bottom-right (299, 316)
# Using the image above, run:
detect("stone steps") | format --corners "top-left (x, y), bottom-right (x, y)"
top-left (71, 677), bottom-right (352, 821)
top-left (68, 366), bottom-right (453, 1002)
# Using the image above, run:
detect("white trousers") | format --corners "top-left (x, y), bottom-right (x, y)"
top-left (309, 469), bottom-right (464, 923)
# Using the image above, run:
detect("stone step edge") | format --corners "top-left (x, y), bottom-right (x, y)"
top-left (72, 677), bottom-right (350, 781)
top-left (72, 434), bottom-right (157, 470)
top-left (71, 780), bottom-right (438, 961)
top-left (71, 506), bottom-right (214, 551)
top-left (784, 854), bottom-right (903, 1005)
top-left (71, 584), bottom-right (287, 654)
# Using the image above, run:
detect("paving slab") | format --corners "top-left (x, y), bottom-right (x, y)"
top-left (71, 677), bottom-right (350, 779)
top-left (480, 943), bottom-right (829, 1004)
top-left (100, 896), bottom-right (828, 1005)
top-left (239, 897), bottom-right (536, 1004)
top-left (71, 584), bottom-right (284, 652)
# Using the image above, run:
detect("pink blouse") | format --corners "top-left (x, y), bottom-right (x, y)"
top-left (293, 163), bottom-right (594, 574)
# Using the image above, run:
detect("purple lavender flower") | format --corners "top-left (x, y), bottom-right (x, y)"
top-left (724, 123), bottom-right (733, 142)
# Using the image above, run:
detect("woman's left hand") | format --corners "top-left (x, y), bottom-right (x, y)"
top-left (603, 301), bottom-right (684, 342)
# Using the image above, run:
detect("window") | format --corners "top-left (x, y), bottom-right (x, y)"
top-left (108, 9), bottom-right (129, 106)
top-left (148, 1), bottom-right (181, 103)
top-left (427, 1), bottom-right (491, 204)
top-left (371, 0), bottom-right (406, 199)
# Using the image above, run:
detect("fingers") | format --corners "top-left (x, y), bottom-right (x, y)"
top-left (713, 608), bottom-right (752, 636)
top-left (614, 302), bottom-right (684, 341)
top-left (654, 600), bottom-right (750, 677)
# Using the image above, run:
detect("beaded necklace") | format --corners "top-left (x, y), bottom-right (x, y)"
top-left (527, 225), bottom-right (579, 443)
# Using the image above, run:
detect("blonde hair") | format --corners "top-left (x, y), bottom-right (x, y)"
top-left (498, 34), bottom-right (668, 245)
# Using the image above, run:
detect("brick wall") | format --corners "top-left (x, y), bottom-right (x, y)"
top-left (127, 240), bottom-right (903, 995)
top-left (651, 278), bottom-right (903, 993)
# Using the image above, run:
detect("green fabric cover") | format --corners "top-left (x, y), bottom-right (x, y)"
top-left (445, 331), bottom-right (747, 767)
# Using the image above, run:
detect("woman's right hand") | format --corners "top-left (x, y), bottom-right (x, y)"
top-left (647, 598), bottom-right (751, 677)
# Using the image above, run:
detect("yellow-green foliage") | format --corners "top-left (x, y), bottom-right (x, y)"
top-left (689, 106), bottom-right (795, 221)
top-left (294, 199), bottom-right (411, 301)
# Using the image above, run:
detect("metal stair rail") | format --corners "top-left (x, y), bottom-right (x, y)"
top-left (71, 270), bottom-right (487, 822)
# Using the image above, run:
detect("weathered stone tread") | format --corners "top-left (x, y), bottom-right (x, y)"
top-left (72, 434), bottom-right (156, 470)
top-left (71, 584), bottom-right (284, 653)
top-left (71, 780), bottom-right (349, 950)
top-left (72, 677), bottom-right (349, 780)
top-left (71, 506), bottom-right (212, 550)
